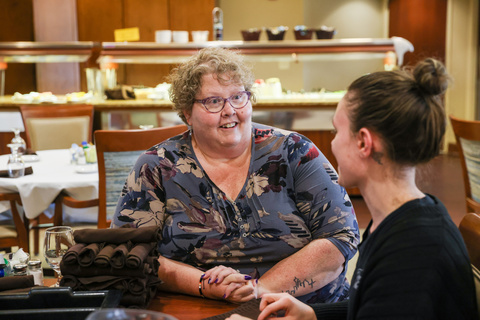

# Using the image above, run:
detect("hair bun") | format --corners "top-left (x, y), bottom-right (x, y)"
top-left (413, 58), bottom-right (451, 96)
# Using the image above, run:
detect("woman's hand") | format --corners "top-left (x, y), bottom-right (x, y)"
top-left (203, 265), bottom-right (241, 285)
top-left (202, 266), bottom-right (255, 303)
top-left (256, 293), bottom-right (316, 320)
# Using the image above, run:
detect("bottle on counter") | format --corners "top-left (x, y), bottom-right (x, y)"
top-left (0, 254), bottom-right (6, 277)
top-left (27, 259), bottom-right (44, 286)
top-left (212, 7), bottom-right (223, 41)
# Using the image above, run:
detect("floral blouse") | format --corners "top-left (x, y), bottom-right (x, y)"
top-left (112, 123), bottom-right (360, 303)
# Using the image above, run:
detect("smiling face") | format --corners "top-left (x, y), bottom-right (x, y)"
top-left (184, 73), bottom-right (253, 157)
top-left (331, 97), bottom-right (361, 188)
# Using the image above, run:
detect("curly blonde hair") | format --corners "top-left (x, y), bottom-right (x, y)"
top-left (168, 47), bottom-right (255, 123)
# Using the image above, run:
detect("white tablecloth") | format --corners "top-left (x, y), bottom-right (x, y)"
top-left (0, 149), bottom-right (99, 222)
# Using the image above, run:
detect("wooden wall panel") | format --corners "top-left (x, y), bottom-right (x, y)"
top-left (124, 0), bottom-right (171, 87)
top-left (169, 0), bottom-right (215, 39)
top-left (33, 0), bottom-right (80, 94)
top-left (389, 0), bottom-right (447, 66)
top-left (0, 0), bottom-right (36, 94)
top-left (77, 0), bottom-right (124, 90)
top-left (77, 0), bottom-right (124, 42)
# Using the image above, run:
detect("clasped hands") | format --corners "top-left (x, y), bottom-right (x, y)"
top-left (202, 266), bottom-right (316, 319)
top-left (201, 265), bottom-right (258, 303)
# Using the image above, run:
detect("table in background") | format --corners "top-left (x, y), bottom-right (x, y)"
top-left (0, 149), bottom-right (99, 223)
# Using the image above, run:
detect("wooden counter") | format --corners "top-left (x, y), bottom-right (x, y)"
top-left (43, 278), bottom-right (238, 319)
top-left (0, 95), bottom-right (339, 158)
top-left (0, 96), bottom-right (360, 195)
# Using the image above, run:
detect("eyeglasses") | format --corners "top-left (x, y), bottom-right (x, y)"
top-left (195, 91), bottom-right (252, 113)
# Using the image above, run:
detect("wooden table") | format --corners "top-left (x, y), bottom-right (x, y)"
top-left (44, 278), bottom-right (238, 319)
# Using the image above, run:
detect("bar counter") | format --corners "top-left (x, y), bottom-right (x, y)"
top-left (0, 94), bottom-right (340, 111)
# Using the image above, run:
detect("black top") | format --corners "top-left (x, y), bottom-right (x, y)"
top-left (312, 194), bottom-right (478, 319)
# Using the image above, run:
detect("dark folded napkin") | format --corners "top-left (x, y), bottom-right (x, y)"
top-left (61, 275), bottom-right (82, 290)
top-left (126, 242), bottom-right (155, 269)
top-left (61, 260), bottom-right (153, 278)
top-left (94, 243), bottom-right (117, 267)
top-left (0, 166), bottom-right (33, 178)
top-left (111, 242), bottom-right (131, 269)
top-left (73, 227), bottom-right (161, 244)
top-left (75, 276), bottom-right (129, 291)
top-left (24, 149), bottom-right (37, 155)
top-left (121, 279), bottom-right (159, 309)
top-left (63, 243), bottom-right (86, 264)
top-left (127, 277), bottom-right (148, 295)
top-left (128, 275), bottom-right (162, 295)
top-left (78, 243), bottom-right (102, 267)
top-left (0, 275), bottom-right (35, 292)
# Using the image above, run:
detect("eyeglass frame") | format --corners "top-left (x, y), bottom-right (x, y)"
top-left (194, 91), bottom-right (252, 113)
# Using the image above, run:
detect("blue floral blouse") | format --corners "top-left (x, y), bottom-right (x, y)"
top-left (112, 123), bottom-right (360, 303)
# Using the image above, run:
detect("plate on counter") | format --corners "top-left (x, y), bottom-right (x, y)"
top-left (75, 164), bottom-right (98, 174)
top-left (22, 154), bottom-right (40, 162)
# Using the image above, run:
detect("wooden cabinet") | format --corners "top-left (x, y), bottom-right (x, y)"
top-left (76, 0), bottom-right (215, 90)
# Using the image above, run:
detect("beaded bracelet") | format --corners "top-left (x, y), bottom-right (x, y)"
top-left (199, 274), bottom-right (206, 298)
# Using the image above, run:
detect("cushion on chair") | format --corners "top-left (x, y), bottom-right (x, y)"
top-left (26, 116), bottom-right (91, 150)
top-left (104, 150), bottom-right (145, 220)
top-left (460, 138), bottom-right (480, 203)
top-left (0, 225), bottom-right (18, 238)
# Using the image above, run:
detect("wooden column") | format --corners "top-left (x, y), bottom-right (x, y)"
top-left (33, 0), bottom-right (80, 94)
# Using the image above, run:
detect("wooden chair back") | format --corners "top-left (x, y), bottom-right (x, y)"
top-left (458, 212), bottom-right (480, 316)
top-left (449, 115), bottom-right (480, 214)
top-left (0, 193), bottom-right (29, 252)
top-left (94, 124), bottom-right (188, 229)
top-left (19, 104), bottom-right (94, 151)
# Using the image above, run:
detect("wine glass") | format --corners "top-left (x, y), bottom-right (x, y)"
top-left (10, 127), bottom-right (26, 155)
top-left (6, 143), bottom-right (25, 178)
top-left (44, 226), bottom-right (75, 287)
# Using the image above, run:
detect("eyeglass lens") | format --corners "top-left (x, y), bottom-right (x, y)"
top-left (204, 92), bottom-right (250, 112)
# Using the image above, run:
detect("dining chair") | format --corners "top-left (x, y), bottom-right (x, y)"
top-left (20, 104), bottom-right (95, 254)
top-left (65, 124), bottom-right (188, 229)
top-left (449, 115), bottom-right (480, 214)
top-left (458, 212), bottom-right (480, 316)
top-left (0, 193), bottom-right (29, 252)
top-left (19, 104), bottom-right (94, 151)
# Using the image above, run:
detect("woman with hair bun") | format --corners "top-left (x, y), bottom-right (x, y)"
top-left (228, 58), bottom-right (479, 319)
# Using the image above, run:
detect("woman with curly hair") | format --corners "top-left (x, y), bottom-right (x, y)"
top-left (112, 47), bottom-right (359, 304)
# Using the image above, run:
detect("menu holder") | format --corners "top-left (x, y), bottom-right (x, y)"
top-left (0, 166), bottom-right (33, 178)
top-left (0, 286), bottom-right (122, 320)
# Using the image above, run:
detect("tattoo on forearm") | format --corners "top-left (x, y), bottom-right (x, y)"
top-left (283, 277), bottom-right (317, 295)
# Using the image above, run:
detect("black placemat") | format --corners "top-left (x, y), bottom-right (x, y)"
top-left (202, 298), bottom-right (261, 320)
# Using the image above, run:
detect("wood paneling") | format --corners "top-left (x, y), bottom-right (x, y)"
top-left (389, 0), bottom-right (447, 66)
top-left (77, 0), bottom-right (124, 42)
top-left (123, 0), bottom-right (171, 87)
top-left (77, 0), bottom-right (124, 90)
top-left (169, 0), bottom-right (215, 39)
top-left (0, 0), bottom-right (36, 94)
top-left (33, 0), bottom-right (80, 94)
top-left (75, 0), bottom-right (216, 88)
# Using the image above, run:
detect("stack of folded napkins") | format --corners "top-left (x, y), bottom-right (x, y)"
top-left (0, 275), bottom-right (35, 293)
top-left (60, 226), bottom-right (162, 308)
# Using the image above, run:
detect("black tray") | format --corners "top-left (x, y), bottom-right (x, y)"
top-left (0, 287), bottom-right (122, 320)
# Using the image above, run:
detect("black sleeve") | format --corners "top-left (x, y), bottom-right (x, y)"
top-left (310, 300), bottom-right (348, 320)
